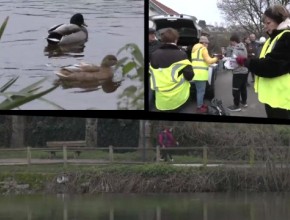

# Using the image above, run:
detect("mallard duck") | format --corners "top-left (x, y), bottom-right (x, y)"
top-left (47, 13), bottom-right (88, 45)
top-left (55, 55), bottom-right (118, 81)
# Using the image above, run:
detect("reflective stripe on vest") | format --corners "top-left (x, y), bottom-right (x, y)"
top-left (150, 63), bottom-right (186, 92)
top-left (254, 30), bottom-right (290, 110)
top-left (149, 59), bottom-right (192, 110)
top-left (191, 47), bottom-right (209, 81)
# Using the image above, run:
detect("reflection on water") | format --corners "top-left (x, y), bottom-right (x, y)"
top-left (55, 77), bottom-right (122, 93)
top-left (44, 44), bottom-right (85, 58)
top-left (0, 0), bottom-right (144, 109)
top-left (1, 193), bottom-right (290, 220)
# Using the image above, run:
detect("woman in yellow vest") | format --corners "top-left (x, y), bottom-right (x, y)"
top-left (191, 36), bottom-right (219, 113)
top-left (245, 5), bottom-right (290, 119)
top-left (150, 28), bottom-right (194, 112)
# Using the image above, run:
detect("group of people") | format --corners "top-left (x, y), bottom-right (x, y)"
top-left (149, 28), bottom-right (221, 113)
top-left (149, 4), bottom-right (290, 119)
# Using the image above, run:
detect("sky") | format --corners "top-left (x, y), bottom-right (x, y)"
top-left (157, 0), bottom-right (224, 25)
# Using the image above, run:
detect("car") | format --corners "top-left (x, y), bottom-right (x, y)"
top-left (149, 14), bottom-right (218, 100)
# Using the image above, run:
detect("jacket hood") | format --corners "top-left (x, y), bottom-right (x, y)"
top-left (277, 18), bottom-right (290, 30)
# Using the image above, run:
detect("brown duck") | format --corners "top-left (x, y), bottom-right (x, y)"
top-left (55, 55), bottom-right (118, 81)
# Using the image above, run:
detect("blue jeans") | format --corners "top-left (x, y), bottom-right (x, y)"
top-left (195, 81), bottom-right (207, 108)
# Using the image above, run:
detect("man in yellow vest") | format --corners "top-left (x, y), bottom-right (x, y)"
top-left (245, 4), bottom-right (290, 119)
top-left (149, 28), bottom-right (194, 112)
top-left (191, 36), bottom-right (219, 113)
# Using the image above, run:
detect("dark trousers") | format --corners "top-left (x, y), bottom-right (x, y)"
top-left (247, 71), bottom-right (255, 82)
top-left (265, 104), bottom-right (290, 119)
top-left (161, 149), bottom-right (172, 161)
top-left (232, 74), bottom-right (248, 106)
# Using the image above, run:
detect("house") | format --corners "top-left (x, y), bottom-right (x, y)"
top-left (149, 0), bottom-right (180, 16)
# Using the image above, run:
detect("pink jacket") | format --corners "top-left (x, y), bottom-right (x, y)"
top-left (158, 129), bottom-right (176, 147)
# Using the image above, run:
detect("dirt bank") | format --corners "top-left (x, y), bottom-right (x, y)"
top-left (1, 164), bottom-right (290, 194)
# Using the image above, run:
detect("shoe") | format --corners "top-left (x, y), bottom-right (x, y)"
top-left (227, 105), bottom-right (241, 112)
top-left (170, 158), bottom-right (174, 162)
top-left (240, 102), bottom-right (248, 108)
top-left (201, 104), bottom-right (208, 109)
top-left (196, 106), bottom-right (207, 114)
top-left (159, 158), bottom-right (164, 162)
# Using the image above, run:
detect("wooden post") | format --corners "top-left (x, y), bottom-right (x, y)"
top-left (249, 147), bottom-right (255, 167)
top-left (156, 145), bottom-right (160, 163)
top-left (203, 146), bottom-right (207, 167)
top-left (27, 146), bottom-right (31, 165)
top-left (109, 145), bottom-right (114, 163)
top-left (63, 145), bottom-right (67, 168)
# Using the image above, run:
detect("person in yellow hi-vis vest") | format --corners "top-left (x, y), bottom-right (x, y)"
top-left (244, 4), bottom-right (290, 119)
top-left (150, 28), bottom-right (194, 112)
top-left (191, 36), bottom-right (219, 113)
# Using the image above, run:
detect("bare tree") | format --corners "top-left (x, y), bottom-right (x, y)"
top-left (217, 0), bottom-right (290, 36)
top-left (85, 118), bottom-right (98, 147)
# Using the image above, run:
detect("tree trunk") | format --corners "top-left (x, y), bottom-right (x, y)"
top-left (10, 116), bottom-right (25, 148)
top-left (85, 118), bottom-right (98, 147)
top-left (138, 120), bottom-right (144, 148)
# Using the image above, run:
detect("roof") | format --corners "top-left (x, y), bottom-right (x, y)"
top-left (149, 0), bottom-right (179, 15)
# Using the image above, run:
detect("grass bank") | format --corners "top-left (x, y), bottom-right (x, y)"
top-left (1, 164), bottom-right (290, 194)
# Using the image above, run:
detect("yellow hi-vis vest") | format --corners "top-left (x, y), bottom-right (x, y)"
top-left (149, 59), bottom-right (192, 110)
top-left (254, 30), bottom-right (290, 110)
top-left (191, 47), bottom-right (209, 81)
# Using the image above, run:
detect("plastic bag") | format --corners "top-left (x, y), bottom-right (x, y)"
top-left (223, 57), bottom-right (238, 70)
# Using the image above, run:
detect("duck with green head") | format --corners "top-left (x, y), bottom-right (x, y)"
top-left (47, 13), bottom-right (88, 45)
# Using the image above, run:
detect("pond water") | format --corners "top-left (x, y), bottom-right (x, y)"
top-left (1, 193), bottom-right (290, 220)
top-left (0, 0), bottom-right (144, 110)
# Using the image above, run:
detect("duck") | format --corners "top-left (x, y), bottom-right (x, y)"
top-left (47, 13), bottom-right (88, 45)
top-left (55, 55), bottom-right (118, 82)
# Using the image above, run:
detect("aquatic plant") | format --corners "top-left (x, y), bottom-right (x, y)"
top-left (116, 43), bottom-right (144, 110)
top-left (0, 17), bottom-right (61, 110)
top-left (0, 77), bottom-right (61, 110)
top-left (0, 16), bottom-right (9, 40)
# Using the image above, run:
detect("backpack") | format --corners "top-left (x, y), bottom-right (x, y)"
top-left (207, 98), bottom-right (230, 116)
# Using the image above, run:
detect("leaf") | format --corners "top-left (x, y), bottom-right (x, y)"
top-left (123, 61), bottom-right (136, 75)
top-left (116, 44), bottom-right (131, 55)
top-left (0, 85), bottom-right (58, 110)
top-left (122, 85), bottom-right (137, 96)
top-left (130, 44), bottom-right (144, 66)
top-left (37, 97), bottom-right (65, 110)
top-left (0, 16), bottom-right (9, 40)
top-left (115, 57), bottom-right (129, 70)
top-left (0, 76), bottom-right (19, 92)
top-left (18, 77), bottom-right (48, 94)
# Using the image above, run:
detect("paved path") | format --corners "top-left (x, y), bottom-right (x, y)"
top-left (0, 159), bottom-right (288, 169)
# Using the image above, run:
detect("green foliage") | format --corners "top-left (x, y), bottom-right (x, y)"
top-left (0, 77), bottom-right (60, 110)
top-left (0, 16), bottom-right (8, 40)
top-left (116, 43), bottom-right (144, 110)
top-left (0, 17), bottom-right (61, 110)
top-left (25, 117), bottom-right (86, 146)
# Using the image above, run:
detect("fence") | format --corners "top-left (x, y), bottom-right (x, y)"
top-left (0, 145), bottom-right (289, 167)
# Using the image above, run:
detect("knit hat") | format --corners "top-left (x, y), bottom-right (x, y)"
top-left (199, 36), bottom-right (209, 43)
